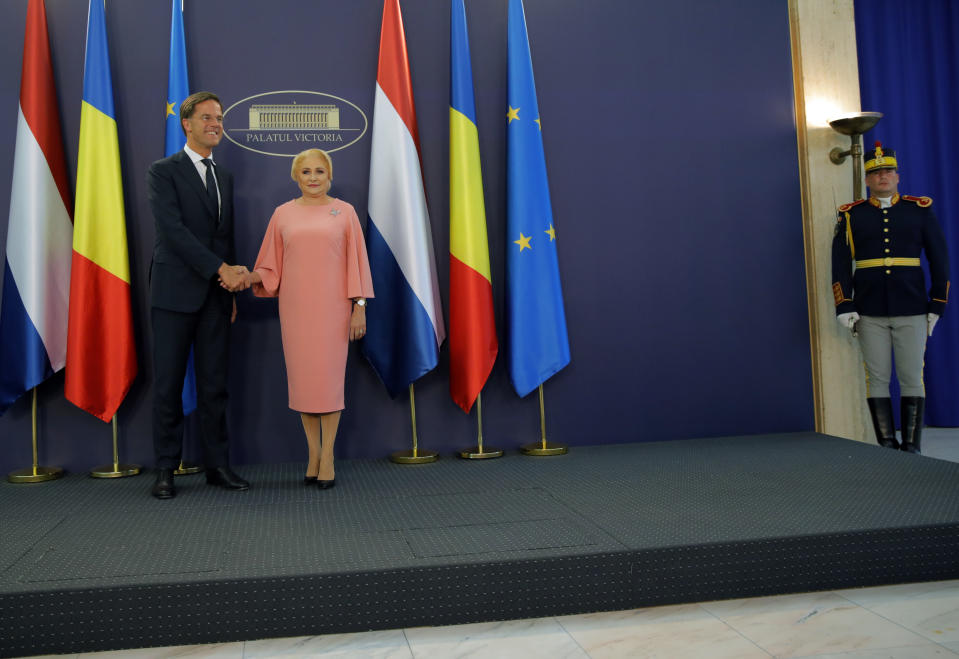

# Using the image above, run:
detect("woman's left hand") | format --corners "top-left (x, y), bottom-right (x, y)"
top-left (349, 304), bottom-right (366, 341)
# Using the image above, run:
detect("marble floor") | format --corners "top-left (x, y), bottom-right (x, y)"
top-left (32, 431), bottom-right (959, 659)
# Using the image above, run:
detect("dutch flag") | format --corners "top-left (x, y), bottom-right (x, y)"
top-left (362, 0), bottom-right (445, 398)
top-left (0, 0), bottom-right (73, 416)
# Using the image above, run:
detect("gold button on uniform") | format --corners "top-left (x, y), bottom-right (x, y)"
top-left (886, 270), bottom-right (891, 274)
top-left (885, 238), bottom-right (890, 243)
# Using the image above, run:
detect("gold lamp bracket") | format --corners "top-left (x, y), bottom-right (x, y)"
top-left (828, 111), bottom-right (883, 200)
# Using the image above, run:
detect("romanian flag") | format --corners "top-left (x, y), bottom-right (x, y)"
top-left (506, 0), bottom-right (570, 397)
top-left (0, 0), bottom-right (73, 415)
top-left (65, 0), bottom-right (137, 422)
top-left (165, 0), bottom-right (198, 416)
top-left (449, 0), bottom-right (497, 413)
top-left (363, 0), bottom-right (446, 398)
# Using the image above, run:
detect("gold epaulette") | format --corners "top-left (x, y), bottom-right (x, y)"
top-left (902, 194), bottom-right (933, 207)
top-left (837, 199), bottom-right (866, 213)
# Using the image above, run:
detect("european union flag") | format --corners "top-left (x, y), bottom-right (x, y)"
top-left (164, 0), bottom-right (197, 416)
top-left (506, 0), bottom-right (570, 398)
top-left (165, 0), bottom-right (188, 158)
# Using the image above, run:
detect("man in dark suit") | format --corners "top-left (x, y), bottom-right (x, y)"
top-left (147, 91), bottom-right (250, 499)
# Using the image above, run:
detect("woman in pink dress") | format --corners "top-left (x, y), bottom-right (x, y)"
top-left (245, 149), bottom-right (373, 488)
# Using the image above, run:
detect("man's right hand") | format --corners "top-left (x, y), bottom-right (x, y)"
top-left (218, 263), bottom-right (250, 292)
top-left (837, 311), bottom-right (860, 334)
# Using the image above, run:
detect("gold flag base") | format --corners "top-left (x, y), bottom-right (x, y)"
top-left (520, 442), bottom-right (568, 456)
top-left (458, 446), bottom-right (504, 460)
top-left (459, 393), bottom-right (501, 459)
top-left (91, 416), bottom-right (139, 478)
top-left (390, 449), bottom-right (439, 464)
top-left (7, 465), bottom-right (63, 483)
top-left (10, 389), bottom-right (65, 483)
top-left (520, 386), bottom-right (567, 456)
top-left (90, 463), bottom-right (141, 479)
top-left (390, 385), bottom-right (439, 464)
top-left (174, 462), bottom-right (204, 475)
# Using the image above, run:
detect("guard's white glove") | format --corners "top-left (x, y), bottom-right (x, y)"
top-left (928, 312), bottom-right (939, 337)
top-left (837, 311), bottom-right (860, 333)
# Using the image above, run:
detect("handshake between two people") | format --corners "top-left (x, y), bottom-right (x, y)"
top-left (217, 263), bottom-right (259, 292)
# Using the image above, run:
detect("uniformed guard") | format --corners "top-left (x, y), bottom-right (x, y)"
top-left (831, 142), bottom-right (950, 453)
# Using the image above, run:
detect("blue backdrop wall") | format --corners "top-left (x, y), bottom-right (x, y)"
top-left (855, 0), bottom-right (959, 426)
top-left (0, 0), bottom-right (813, 473)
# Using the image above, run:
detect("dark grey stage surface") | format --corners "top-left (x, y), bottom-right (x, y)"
top-left (2, 431), bottom-right (959, 657)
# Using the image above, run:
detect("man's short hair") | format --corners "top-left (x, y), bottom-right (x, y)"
top-left (180, 91), bottom-right (222, 136)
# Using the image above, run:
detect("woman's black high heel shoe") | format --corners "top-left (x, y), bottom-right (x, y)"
top-left (303, 476), bottom-right (317, 485)
top-left (317, 478), bottom-right (335, 489)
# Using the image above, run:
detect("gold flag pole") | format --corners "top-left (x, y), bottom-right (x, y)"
top-left (175, 458), bottom-right (203, 475)
top-left (521, 384), bottom-right (568, 455)
top-left (90, 414), bottom-right (141, 478)
top-left (7, 388), bottom-right (64, 483)
top-left (459, 391), bottom-right (503, 459)
top-left (391, 383), bottom-right (438, 464)
top-left (175, 407), bottom-right (203, 475)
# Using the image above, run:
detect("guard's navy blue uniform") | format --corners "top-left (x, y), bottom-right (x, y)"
top-left (832, 194), bottom-right (949, 317)
top-left (831, 191), bottom-right (950, 454)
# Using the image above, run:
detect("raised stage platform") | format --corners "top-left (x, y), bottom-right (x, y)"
top-left (2, 431), bottom-right (959, 657)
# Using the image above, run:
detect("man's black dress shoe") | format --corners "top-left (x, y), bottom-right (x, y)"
top-left (152, 469), bottom-right (176, 499)
top-left (317, 478), bottom-right (335, 490)
top-left (206, 466), bottom-right (249, 490)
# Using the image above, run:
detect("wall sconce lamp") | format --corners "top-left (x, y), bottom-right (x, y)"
top-left (829, 111), bottom-right (883, 200)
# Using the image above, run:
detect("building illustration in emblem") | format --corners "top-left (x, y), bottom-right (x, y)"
top-left (248, 103), bottom-right (340, 130)
top-left (223, 91), bottom-right (367, 156)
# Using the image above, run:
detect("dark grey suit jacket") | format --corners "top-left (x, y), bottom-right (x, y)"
top-left (147, 150), bottom-right (236, 313)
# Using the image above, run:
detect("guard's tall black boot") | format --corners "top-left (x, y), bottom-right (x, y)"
top-left (867, 397), bottom-right (899, 449)
top-left (900, 396), bottom-right (925, 454)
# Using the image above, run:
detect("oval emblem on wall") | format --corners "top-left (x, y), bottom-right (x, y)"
top-left (223, 90), bottom-right (368, 157)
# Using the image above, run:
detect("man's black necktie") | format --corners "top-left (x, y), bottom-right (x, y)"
top-left (201, 158), bottom-right (218, 209)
